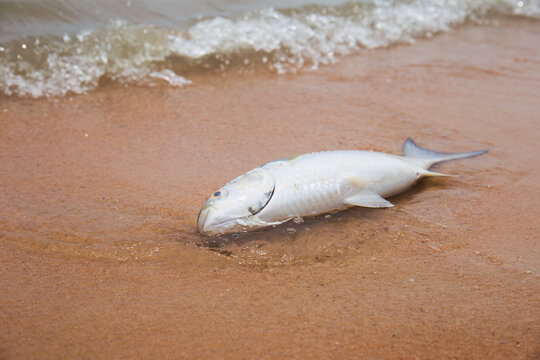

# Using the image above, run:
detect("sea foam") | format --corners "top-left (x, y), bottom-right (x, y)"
top-left (0, 0), bottom-right (538, 97)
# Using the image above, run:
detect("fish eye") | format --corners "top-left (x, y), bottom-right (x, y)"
top-left (212, 188), bottom-right (228, 199)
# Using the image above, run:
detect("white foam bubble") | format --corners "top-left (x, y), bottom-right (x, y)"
top-left (149, 69), bottom-right (192, 87)
top-left (1, 0), bottom-right (538, 97)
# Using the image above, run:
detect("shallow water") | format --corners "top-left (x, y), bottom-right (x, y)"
top-left (1, 19), bottom-right (539, 359)
top-left (1, 0), bottom-right (539, 97)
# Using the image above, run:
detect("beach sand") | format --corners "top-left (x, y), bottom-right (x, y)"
top-left (1, 18), bottom-right (539, 359)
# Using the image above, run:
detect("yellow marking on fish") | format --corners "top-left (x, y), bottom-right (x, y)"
top-left (279, 154), bottom-right (302, 162)
top-left (346, 176), bottom-right (369, 188)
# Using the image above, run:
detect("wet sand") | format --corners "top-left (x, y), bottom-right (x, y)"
top-left (1, 19), bottom-right (539, 359)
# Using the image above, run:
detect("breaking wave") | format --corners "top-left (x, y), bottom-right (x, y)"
top-left (0, 0), bottom-right (538, 97)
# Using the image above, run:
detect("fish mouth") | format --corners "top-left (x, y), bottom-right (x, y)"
top-left (198, 215), bottom-right (250, 236)
top-left (197, 205), bottom-right (238, 235)
top-left (197, 205), bottom-right (213, 233)
top-left (199, 220), bottom-right (230, 236)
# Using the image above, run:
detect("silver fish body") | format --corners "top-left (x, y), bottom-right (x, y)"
top-left (197, 138), bottom-right (487, 235)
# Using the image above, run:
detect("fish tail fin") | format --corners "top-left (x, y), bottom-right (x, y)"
top-left (402, 137), bottom-right (488, 169)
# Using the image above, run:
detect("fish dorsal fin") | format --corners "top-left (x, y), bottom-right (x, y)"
top-left (344, 190), bottom-right (394, 208)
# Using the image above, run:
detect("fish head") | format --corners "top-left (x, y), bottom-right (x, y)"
top-left (197, 167), bottom-right (275, 235)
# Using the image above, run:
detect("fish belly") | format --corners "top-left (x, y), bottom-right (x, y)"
top-left (257, 151), bottom-right (419, 222)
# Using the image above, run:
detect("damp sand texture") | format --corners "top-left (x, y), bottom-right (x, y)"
top-left (1, 5), bottom-right (540, 360)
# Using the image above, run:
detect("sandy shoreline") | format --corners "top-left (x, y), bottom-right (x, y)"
top-left (1, 19), bottom-right (539, 358)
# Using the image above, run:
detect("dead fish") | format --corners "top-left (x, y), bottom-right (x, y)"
top-left (197, 138), bottom-right (487, 235)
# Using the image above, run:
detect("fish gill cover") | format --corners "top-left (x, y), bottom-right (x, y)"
top-left (0, 0), bottom-right (538, 98)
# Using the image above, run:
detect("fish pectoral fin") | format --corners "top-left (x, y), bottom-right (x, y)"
top-left (343, 190), bottom-right (394, 208)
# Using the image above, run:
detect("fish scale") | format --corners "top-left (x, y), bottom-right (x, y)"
top-left (257, 151), bottom-right (412, 222)
top-left (197, 138), bottom-right (487, 235)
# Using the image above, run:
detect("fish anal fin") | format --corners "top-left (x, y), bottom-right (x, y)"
top-left (344, 190), bottom-right (394, 208)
